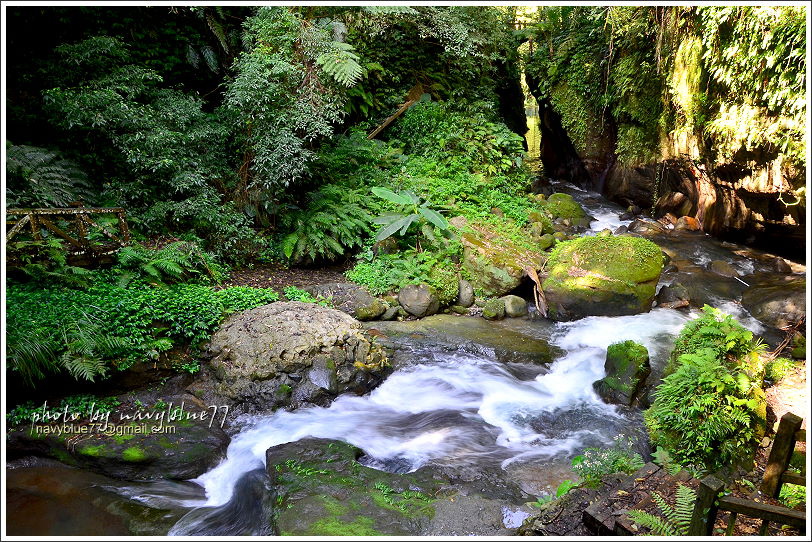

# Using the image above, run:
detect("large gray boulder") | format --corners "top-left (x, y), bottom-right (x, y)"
top-left (304, 282), bottom-right (386, 321)
top-left (398, 284), bottom-right (440, 318)
top-left (205, 302), bottom-right (389, 411)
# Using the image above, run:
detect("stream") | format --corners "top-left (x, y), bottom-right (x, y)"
top-left (5, 187), bottom-right (797, 536)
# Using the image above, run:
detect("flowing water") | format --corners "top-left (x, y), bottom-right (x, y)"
top-left (6, 186), bottom-right (796, 536)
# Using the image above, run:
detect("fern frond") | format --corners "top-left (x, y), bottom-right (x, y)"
top-left (626, 510), bottom-right (680, 536)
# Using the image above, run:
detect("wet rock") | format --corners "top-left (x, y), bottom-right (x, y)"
top-left (613, 225), bottom-right (629, 235)
top-left (656, 283), bottom-right (690, 309)
top-left (7, 401), bottom-right (229, 481)
top-left (674, 216), bottom-right (701, 231)
top-left (398, 283), bottom-right (440, 318)
top-left (205, 302), bottom-right (389, 411)
top-left (500, 295), bottom-right (528, 318)
top-left (483, 298), bottom-right (506, 320)
top-left (708, 260), bottom-right (739, 278)
top-left (542, 235), bottom-right (665, 321)
top-left (304, 282), bottom-right (386, 321)
top-left (455, 279), bottom-right (475, 308)
top-left (380, 306), bottom-right (400, 321)
top-left (450, 305), bottom-right (469, 315)
top-left (628, 218), bottom-right (667, 235)
top-left (266, 438), bottom-right (440, 536)
top-left (265, 438), bottom-right (529, 536)
top-left (592, 341), bottom-right (651, 406)
top-left (741, 274), bottom-right (806, 330)
top-left (660, 213), bottom-right (678, 225)
top-left (367, 315), bottom-right (560, 365)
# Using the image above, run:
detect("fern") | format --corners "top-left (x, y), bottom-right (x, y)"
top-left (116, 241), bottom-right (225, 285)
top-left (316, 42), bottom-right (363, 87)
top-left (280, 184), bottom-right (374, 263)
top-left (6, 331), bottom-right (60, 386)
top-left (627, 484), bottom-right (696, 536)
top-left (6, 144), bottom-right (93, 208)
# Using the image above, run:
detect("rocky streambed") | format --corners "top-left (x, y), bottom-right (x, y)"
top-left (5, 186), bottom-right (805, 536)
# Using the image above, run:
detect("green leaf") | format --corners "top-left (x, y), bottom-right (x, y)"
top-left (371, 187), bottom-right (411, 205)
top-left (371, 212), bottom-right (404, 225)
top-left (418, 207), bottom-right (449, 230)
top-left (375, 215), bottom-right (413, 241)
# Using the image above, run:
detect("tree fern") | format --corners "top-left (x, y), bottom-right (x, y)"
top-left (316, 42), bottom-right (363, 87)
top-left (627, 484), bottom-right (696, 536)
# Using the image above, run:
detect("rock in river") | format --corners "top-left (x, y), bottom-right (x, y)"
top-left (304, 282), bottom-right (386, 321)
top-left (205, 302), bottom-right (389, 412)
top-left (542, 234), bottom-right (665, 321)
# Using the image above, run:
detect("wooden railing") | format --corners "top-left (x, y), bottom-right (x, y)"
top-left (689, 412), bottom-right (806, 535)
top-left (6, 206), bottom-right (130, 262)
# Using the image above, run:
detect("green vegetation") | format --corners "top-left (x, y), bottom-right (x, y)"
top-left (570, 436), bottom-right (645, 488)
top-left (626, 484), bottom-right (696, 536)
top-left (525, 6), bottom-right (805, 200)
top-left (6, 275), bottom-right (283, 385)
top-left (7, 394), bottom-right (120, 426)
top-left (645, 306), bottom-right (768, 472)
top-left (765, 356), bottom-right (797, 382)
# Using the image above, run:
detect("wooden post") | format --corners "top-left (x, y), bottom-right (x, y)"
top-left (689, 475), bottom-right (724, 536)
top-left (761, 412), bottom-right (803, 497)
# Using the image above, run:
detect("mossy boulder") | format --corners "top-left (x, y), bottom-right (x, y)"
top-left (592, 341), bottom-right (651, 406)
top-left (790, 333), bottom-right (805, 359)
top-left (461, 225), bottom-right (546, 298)
top-left (544, 193), bottom-right (591, 228)
top-left (500, 295), bottom-right (528, 317)
top-left (267, 438), bottom-right (442, 536)
top-left (6, 406), bottom-right (229, 481)
top-left (482, 298), bottom-right (506, 320)
top-left (542, 235), bottom-right (665, 321)
top-left (304, 282), bottom-right (386, 321)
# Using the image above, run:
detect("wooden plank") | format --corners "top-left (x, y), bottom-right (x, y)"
top-left (37, 216), bottom-right (83, 248)
top-left (781, 471), bottom-right (805, 486)
top-left (762, 412), bottom-right (804, 497)
top-left (725, 512), bottom-right (738, 536)
top-left (116, 211), bottom-right (131, 243)
top-left (689, 475), bottom-right (724, 536)
top-left (7, 207), bottom-right (126, 215)
top-left (29, 215), bottom-right (42, 241)
top-left (718, 496), bottom-right (806, 528)
top-left (6, 214), bottom-right (30, 242)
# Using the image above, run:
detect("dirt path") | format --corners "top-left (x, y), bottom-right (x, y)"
top-left (218, 263), bottom-right (351, 291)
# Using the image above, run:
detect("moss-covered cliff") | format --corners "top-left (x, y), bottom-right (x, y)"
top-left (524, 6), bottom-right (805, 257)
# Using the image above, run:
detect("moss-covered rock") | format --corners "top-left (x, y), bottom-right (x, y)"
top-left (428, 266), bottom-right (460, 306)
top-left (790, 333), bottom-right (805, 359)
top-left (500, 295), bottom-right (528, 317)
top-left (398, 283), bottom-right (440, 317)
top-left (592, 340), bottom-right (651, 406)
top-left (461, 225), bottom-right (546, 298)
top-left (267, 438), bottom-right (441, 536)
top-left (482, 298), bottom-right (506, 320)
top-left (544, 193), bottom-right (591, 228)
top-left (542, 234), bottom-right (665, 321)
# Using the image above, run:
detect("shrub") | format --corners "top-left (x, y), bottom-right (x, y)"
top-left (571, 435), bottom-right (645, 488)
top-left (347, 246), bottom-right (461, 299)
top-left (645, 306), bottom-right (767, 472)
top-left (116, 241), bottom-right (226, 285)
top-left (765, 357), bottom-right (796, 382)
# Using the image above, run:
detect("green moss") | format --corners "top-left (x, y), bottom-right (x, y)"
top-left (544, 193), bottom-right (589, 222)
top-left (78, 444), bottom-right (106, 456)
top-left (547, 235), bottom-right (664, 287)
top-left (482, 298), bottom-right (506, 320)
top-left (122, 446), bottom-right (148, 462)
top-left (112, 433), bottom-right (136, 444)
top-left (305, 515), bottom-right (381, 536)
top-left (157, 436), bottom-right (178, 449)
top-left (427, 265), bottom-right (459, 306)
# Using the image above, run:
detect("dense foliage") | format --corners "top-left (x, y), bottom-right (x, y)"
top-left (645, 306), bottom-right (767, 473)
top-left (525, 5), bottom-right (806, 194)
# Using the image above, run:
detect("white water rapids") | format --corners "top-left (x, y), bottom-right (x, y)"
top-left (190, 308), bottom-right (694, 508)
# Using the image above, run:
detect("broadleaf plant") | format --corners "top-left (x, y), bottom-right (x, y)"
top-left (370, 187), bottom-right (450, 249)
